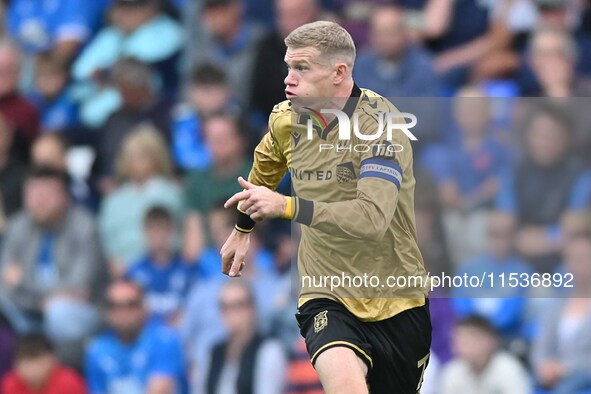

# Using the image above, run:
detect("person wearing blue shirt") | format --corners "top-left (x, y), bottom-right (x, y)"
top-left (423, 87), bottom-right (510, 263)
top-left (6, 0), bottom-right (90, 60)
top-left (353, 5), bottom-right (440, 98)
top-left (126, 206), bottom-right (196, 325)
top-left (452, 211), bottom-right (533, 340)
top-left (171, 64), bottom-right (239, 172)
top-left (86, 280), bottom-right (188, 394)
top-left (27, 53), bottom-right (78, 133)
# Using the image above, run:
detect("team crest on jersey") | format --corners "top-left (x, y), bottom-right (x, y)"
top-left (314, 310), bottom-right (328, 333)
top-left (336, 162), bottom-right (356, 184)
top-left (291, 131), bottom-right (301, 148)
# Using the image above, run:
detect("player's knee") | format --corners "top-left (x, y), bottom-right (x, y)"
top-left (315, 347), bottom-right (369, 394)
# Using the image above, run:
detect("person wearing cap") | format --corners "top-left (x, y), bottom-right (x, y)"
top-left (72, 0), bottom-right (184, 127)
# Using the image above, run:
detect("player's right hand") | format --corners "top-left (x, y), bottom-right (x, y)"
top-left (220, 228), bottom-right (251, 277)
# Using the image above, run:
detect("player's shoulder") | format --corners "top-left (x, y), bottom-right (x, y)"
top-left (359, 87), bottom-right (400, 113)
top-left (268, 99), bottom-right (293, 136)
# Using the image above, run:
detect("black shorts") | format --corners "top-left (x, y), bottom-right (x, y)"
top-left (295, 298), bottom-right (432, 394)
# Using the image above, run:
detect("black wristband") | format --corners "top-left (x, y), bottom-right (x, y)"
top-left (235, 210), bottom-right (255, 233)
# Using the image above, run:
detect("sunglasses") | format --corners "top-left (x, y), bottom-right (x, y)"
top-left (219, 300), bottom-right (251, 312)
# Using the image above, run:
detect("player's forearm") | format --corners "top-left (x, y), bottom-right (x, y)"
top-left (291, 186), bottom-right (397, 241)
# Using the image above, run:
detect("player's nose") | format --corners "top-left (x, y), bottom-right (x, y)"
top-left (284, 70), bottom-right (297, 86)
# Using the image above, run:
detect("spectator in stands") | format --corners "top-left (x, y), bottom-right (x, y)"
top-left (183, 113), bottom-right (251, 262)
top-left (171, 63), bottom-right (239, 172)
top-left (452, 211), bottom-right (532, 340)
top-left (72, 0), bottom-right (183, 98)
top-left (203, 279), bottom-right (287, 394)
top-left (187, 0), bottom-right (266, 104)
top-left (99, 58), bottom-right (173, 180)
top-left (428, 87), bottom-right (508, 262)
top-left (0, 115), bottom-right (27, 225)
top-left (0, 40), bottom-right (40, 160)
top-left (1, 333), bottom-right (86, 394)
top-left (6, 0), bottom-right (90, 63)
top-left (86, 280), bottom-right (188, 394)
top-left (535, 0), bottom-right (591, 76)
top-left (27, 53), bottom-right (78, 133)
top-left (31, 133), bottom-right (99, 211)
top-left (126, 206), bottom-right (195, 326)
top-left (99, 125), bottom-right (182, 276)
top-left (531, 232), bottom-right (591, 394)
top-left (441, 316), bottom-right (532, 394)
top-left (496, 103), bottom-right (591, 272)
top-left (527, 27), bottom-right (591, 97)
top-left (0, 167), bottom-right (102, 358)
top-left (353, 5), bottom-right (440, 97)
top-left (181, 203), bottom-right (285, 389)
top-left (250, 0), bottom-right (318, 122)
top-left (414, 0), bottom-right (514, 91)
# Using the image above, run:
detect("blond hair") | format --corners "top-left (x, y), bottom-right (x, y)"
top-left (285, 21), bottom-right (356, 69)
top-left (116, 124), bottom-right (173, 179)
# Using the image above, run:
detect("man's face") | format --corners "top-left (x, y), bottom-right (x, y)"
top-left (276, 0), bottom-right (317, 39)
top-left (0, 49), bottom-right (20, 97)
top-left (204, 118), bottom-right (243, 167)
top-left (526, 114), bottom-right (569, 166)
top-left (16, 354), bottom-right (55, 389)
top-left (452, 326), bottom-right (497, 369)
top-left (201, 2), bottom-right (241, 40)
top-left (36, 67), bottom-right (67, 100)
top-left (24, 178), bottom-right (68, 226)
top-left (145, 220), bottom-right (174, 255)
top-left (284, 46), bottom-right (339, 111)
top-left (188, 84), bottom-right (229, 116)
top-left (31, 138), bottom-right (66, 170)
top-left (219, 284), bottom-right (255, 334)
top-left (531, 33), bottom-right (573, 89)
top-left (370, 9), bottom-right (406, 60)
top-left (453, 97), bottom-right (491, 137)
top-left (106, 284), bottom-right (146, 338)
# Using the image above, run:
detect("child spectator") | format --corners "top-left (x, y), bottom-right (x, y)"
top-left (126, 206), bottom-right (195, 325)
top-left (452, 211), bottom-right (532, 340)
top-left (28, 54), bottom-right (78, 133)
top-left (1, 333), bottom-right (86, 394)
top-left (171, 63), bottom-right (240, 172)
top-left (441, 316), bottom-right (532, 394)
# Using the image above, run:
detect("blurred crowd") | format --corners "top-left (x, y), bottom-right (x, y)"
top-left (0, 0), bottom-right (591, 393)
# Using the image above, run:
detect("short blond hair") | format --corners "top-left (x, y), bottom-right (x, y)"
top-left (285, 21), bottom-right (356, 69)
top-left (116, 124), bottom-right (173, 179)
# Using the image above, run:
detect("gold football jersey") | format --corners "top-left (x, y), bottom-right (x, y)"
top-left (247, 85), bottom-right (428, 322)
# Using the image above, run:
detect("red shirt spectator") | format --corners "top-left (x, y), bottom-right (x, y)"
top-left (1, 365), bottom-right (86, 394)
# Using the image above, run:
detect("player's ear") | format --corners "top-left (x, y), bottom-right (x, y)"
top-left (333, 62), bottom-right (349, 85)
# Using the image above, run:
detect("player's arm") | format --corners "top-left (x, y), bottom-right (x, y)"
top-left (221, 114), bottom-right (288, 277)
top-left (229, 115), bottom-right (411, 241)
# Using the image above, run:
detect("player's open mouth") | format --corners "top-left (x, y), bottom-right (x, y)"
top-left (285, 91), bottom-right (297, 99)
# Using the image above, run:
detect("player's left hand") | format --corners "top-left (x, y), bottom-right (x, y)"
top-left (224, 177), bottom-right (287, 221)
